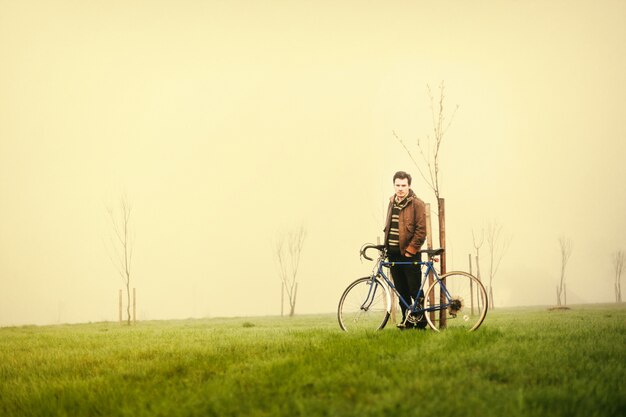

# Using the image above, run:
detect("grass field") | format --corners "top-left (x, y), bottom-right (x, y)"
top-left (1, 304), bottom-right (624, 417)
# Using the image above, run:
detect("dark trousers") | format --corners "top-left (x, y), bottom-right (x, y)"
top-left (388, 250), bottom-right (423, 320)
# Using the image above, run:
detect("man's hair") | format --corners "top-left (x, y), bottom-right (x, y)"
top-left (393, 171), bottom-right (412, 186)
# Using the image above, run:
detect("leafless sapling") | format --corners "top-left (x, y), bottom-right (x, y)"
top-left (393, 82), bottom-right (459, 203)
top-left (106, 195), bottom-right (134, 325)
top-left (275, 226), bottom-right (307, 317)
top-left (471, 228), bottom-right (485, 312)
top-left (485, 221), bottom-right (511, 309)
top-left (556, 236), bottom-right (572, 307)
top-left (393, 82), bottom-right (458, 326)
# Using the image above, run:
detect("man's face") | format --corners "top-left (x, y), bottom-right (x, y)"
top-left (394, 178), bottom-right (410, 199)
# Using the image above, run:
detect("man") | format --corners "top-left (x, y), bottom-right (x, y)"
top-left (383, 171), bottom-right (427, 329)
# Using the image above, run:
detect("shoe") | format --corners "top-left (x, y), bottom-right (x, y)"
top-left (415, 317), bottom-right (428, 329)
top-left (396, 322), bottom-right (415, 330)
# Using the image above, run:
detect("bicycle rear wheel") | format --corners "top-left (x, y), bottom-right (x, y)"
top-left (423, 271), bottom-right (488, 332)
top-left (338, 276), bottom-right (390, 331)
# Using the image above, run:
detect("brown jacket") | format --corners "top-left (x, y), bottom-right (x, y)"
top-left (383, 191), bottom-right (427, 256)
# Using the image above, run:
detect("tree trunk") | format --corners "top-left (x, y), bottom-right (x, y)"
top-left (126, 282), bottom-right (131, 325)
top-left (289, 283), bottom-right (298, 317)
top-left (556, 286), bottom-right (561, 306)
top-left (438, 198), bottom-right (447, 329)
top-left (133, 288), bottom-right (136, 324)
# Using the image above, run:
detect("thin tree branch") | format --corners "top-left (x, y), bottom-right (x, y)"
top-left (392, 130), bottom-right (434, 192)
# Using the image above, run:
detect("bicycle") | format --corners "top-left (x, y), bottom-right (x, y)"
top-left (337, 244), bottom-right (488, 332)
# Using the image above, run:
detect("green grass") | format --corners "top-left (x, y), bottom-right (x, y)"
top-left (1, 304), bottom-right (625, 417)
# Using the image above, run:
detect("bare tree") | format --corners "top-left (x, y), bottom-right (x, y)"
top-left (275, 226), bottom-right (307, 317)
top-left (393, 82), bottom-right (459, 202)
top-left (556, 236), bottom-right (572, 307)
top-left (485, 221), bottom-right (511, 309)
top-left (472, 228), bottom-right (485, 281)
top-left (471, 228), bottom-right (485, 312)
top-left (393, 82), bottom-right (458, 327)
top-left (613, 250), bottom-right (624, 303)
top-left (106, 195), bottom-right (134, 325)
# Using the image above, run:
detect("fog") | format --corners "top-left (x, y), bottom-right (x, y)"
top-left (1, 0), bottom-right (625, 326)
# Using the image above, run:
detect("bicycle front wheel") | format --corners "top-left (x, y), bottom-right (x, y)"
top-left (338, 276), bottom-right (391, 332)
top-left (424, 271), bottom-right (488, 332)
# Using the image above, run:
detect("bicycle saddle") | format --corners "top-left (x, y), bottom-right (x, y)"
top-left (418, 248), bottom-right (444, 256)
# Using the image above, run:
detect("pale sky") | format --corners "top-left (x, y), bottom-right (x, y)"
top-left (1, 0), bottom-right (625, 326)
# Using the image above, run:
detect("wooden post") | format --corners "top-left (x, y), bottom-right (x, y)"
top-left (118, 289), bottom-right (122, 324)
top-left (476, 255), bottom-right (482, 311)
top-left (133, 288), bottom-right (136, 324)
top-left (425, 203), bottom-right (435, 323)
top-left (438, 198), bottom-right (447, 329)
top-left (469, 254), bottom-right (475, 315)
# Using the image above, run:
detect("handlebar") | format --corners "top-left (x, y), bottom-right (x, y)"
top-left (359, 244), bottom-right (445, 261)
top-left (360, 244), bottom-right (386, 261)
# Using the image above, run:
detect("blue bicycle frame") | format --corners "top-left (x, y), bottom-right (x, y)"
top-left (364, 258), bottom-right (453, 315)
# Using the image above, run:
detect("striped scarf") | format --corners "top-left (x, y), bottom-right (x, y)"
top-left (387, 195), bottom-right (411, 249)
